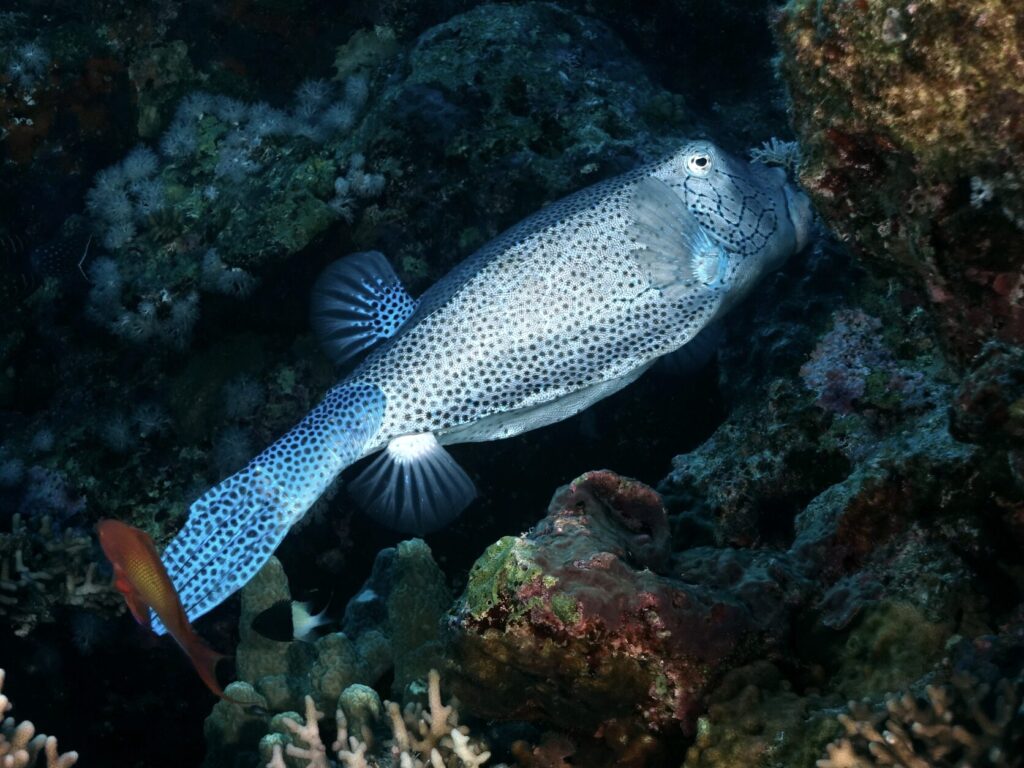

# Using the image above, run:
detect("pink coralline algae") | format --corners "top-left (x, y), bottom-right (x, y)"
top-left (446, 471), bottom-right (804, 746)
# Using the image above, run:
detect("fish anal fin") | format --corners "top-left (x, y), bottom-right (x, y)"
top-left (629, 176), bottom-right (727, 294)
top-left (310, 251), bottom-right (417, 368)
top-left (349, 433), bottom-right (476, 535)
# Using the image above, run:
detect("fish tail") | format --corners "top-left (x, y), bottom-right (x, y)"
top-left (153, 382), bottom-right (386, 634)
top-left (180, 634), bottom-right (230, 701)
top-left (185, 638), bottom-right (267, 714)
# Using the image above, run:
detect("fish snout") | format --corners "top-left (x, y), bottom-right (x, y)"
top-left (783, 183), bottom-right (814, 253)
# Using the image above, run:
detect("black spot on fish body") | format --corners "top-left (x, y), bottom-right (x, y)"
top-left (250, 599), bottom-right (294, 642)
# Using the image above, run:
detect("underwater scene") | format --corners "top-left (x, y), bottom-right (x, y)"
top-left (1, 0), bottom-right (1023, 766)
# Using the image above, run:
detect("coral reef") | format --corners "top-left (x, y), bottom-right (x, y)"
top-left (775, 0), bottom-right (1024, 360)
top-left (0, 0), bottom-right (1021, 766)
top-left (799, 308), bottom-right (927, 416)
top-left (447, 470), bottom-right (806, 747)
top-left (0, 668), bottom-right (78, 768)
top-left (205, 540), bottom-right (452, 764)
top-left (348, 2), bottom-right (695, 288)
top-left (261, 670), bottom-right (493, 768)
top-left (0, 513), bottom-right (118, 637)
top-left (644, 138), bottom-right (1022, 760)
top-left (819, 671), bottom-right (1024, 768)
top-left (951, 343), bottom-right (1024, 450)
top-left (80, 74), bottom-right (384, 347)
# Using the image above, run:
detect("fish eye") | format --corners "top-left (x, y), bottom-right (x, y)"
top-left (687, 152), bottom-right (713, 175)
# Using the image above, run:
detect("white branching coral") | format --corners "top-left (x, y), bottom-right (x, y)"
top-left (264, 670), bottom-right (492, 768)
top-left (818, 672), bottom-right (1023, 768)
top-left (266, 696), bottom-right (330, 768)
top-left (0, 669), bottom-right (78, 768)
top-left (748, 137), bottom-right (802, 174)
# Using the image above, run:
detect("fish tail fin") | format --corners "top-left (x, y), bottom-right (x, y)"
top-left (153, 382), bottom-right (386, 634)
top-left (181, 634), bottom-right (231, 701)
top-left (181, 620), bottom-right (266, 712)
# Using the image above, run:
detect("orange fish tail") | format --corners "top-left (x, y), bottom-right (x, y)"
top-left (181, 635), bottom-right (231, 700)
top-left (181, 637), bottom-right (254, 709)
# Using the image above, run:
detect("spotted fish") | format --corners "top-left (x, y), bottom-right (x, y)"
top-left (0, 227), bottom-right (91, 305)
top-left (151, 139), bottom-right (813, 633)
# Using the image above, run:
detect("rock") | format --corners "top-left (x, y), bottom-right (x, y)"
top-left (775, 0), bottom-right (1024, 361)
top-left (951, 343), bottom-right (1024, 449)
top-left (447, 470), bottom-right (804, 738)
top-left (343, 538), bottom-right (451, 698)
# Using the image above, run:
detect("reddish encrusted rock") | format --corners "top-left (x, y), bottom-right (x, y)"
top-left (446, 470), bottom-right (803, 740)
top-left (950, 343), bottom-right (1024, 449)
top-left (774, 0), bottom-right (1024, 362)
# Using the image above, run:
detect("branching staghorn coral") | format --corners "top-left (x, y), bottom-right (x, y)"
top-left (0, 669), bottom-right (78, 768)
top-left (818, 672), bottom-right (1024, 768)
top-left (264, 670), bottom-right (492, 768)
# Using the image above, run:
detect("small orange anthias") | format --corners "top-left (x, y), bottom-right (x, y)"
top-left (96, 519), bottom-right (241, 704)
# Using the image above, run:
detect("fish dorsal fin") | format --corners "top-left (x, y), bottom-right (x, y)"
top-left (629, 177), bottom-right (729, 300)
top-left (310, 251), bottom-right (417, 367)
top-left (348, 433), bottom-right (476, 535)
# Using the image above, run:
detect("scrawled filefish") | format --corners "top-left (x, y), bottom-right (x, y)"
top-left (151, 139), bottom-right (813, 633)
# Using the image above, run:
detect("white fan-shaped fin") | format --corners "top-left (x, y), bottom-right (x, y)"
top-left (310, 251), bottom-right (417, 367)
top-left (348, 433), bottom-right (476, 535)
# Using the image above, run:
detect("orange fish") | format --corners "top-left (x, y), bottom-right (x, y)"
top-left (96, 519), bottom-right (239, 703)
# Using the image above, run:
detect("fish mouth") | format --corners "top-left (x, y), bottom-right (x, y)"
top-left (783, 183), bottom-right (814, 252)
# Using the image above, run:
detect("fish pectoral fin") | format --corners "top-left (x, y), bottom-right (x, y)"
top-left (110, 566), bottom-right (153, 630)
top-left (124, 590), bottom-right (153, 631)
top-left (310, 250), bottom-right (417, 368)
top-left (629, 176), bottom-right (725, 299)
top-left (348, 433), bottom-right (477, 535)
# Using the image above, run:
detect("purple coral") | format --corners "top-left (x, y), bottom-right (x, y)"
top-left (800, 309), bottom-right (924, 414)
